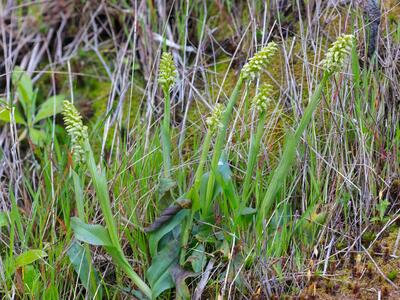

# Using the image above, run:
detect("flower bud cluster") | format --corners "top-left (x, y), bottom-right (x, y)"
top-left (322, 34), bottom-right (354, 73)
top-left (62, 100), bottom-right (88, 164)
top-left (241, 42), bottom-right (278, 80)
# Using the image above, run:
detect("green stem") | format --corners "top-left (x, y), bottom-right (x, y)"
top-left (256, 73), bottom-right (329, 231)
top-left (241, 111), bottom-right (267, 207)
top-left (162, 89), bottom-right (171, 178)
top-left (193, 131), bottom-right (212, 199)
top-left (163, 89), bottom-right (171, 135)
top-left (72, 170), bottom-right (102, 300)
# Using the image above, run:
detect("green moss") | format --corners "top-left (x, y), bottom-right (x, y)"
top-left (362, 231), bottom-right (376, 246)
top-left (387, 270), bottom-right (398, 281)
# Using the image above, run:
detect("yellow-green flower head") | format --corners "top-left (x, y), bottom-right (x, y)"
top-left (252, 84), bottom-right (274, 113)
top-left (62, 100), bottom-right (88, 164)
top-left (158, 52), bottom-right (177, 91)
top-left (322, 34), bottom-right (354, 73)
top-left (241, 42), bottom-right (278, 80)
top-left (206, 103), bottom-right (224, 132)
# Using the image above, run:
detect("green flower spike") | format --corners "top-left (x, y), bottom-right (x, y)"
top-left (252, 84), bottom-right (274, 113)
top-left (62, 100), bottom-right (88, 165)
top-left (158, 52), bottom-right (177, 91)
top-left (241, 41), bottom-right (278, 80)
top-left (206, 103), bottom-right (224, 133)
top-left (322, 34), bottom-right (354, 73)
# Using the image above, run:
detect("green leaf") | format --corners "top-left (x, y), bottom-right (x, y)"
top-left (215, 156), bottom-right (239, 211)
top-left (85, 144), bottom-right (152, 299)
top-left (34, 95), bottom-right (64, 123)
top-left (22, 265), bottom-right (40, 292)
top-left (14, 249), bottom-right (47, 269)
top-left (0, 106), bottom-right (26, 124)
top-left (0, 212), bottom-right (8, 228)
top-left (29, 128), bottom-right (46, 146)
top-left (147, 240), bottom-right (179, 299)
top-left (199, 172), bottom-right (221, 208)
top-left (12, 67), bottom-right (33, 118)
top-left (188, 244), bottom-right (206, 273)
top-left (256, 74), bottom-right (329, 230)
top-left (67, 240), bottom-right (102, 299)
top-left (148, 210), bottom-right (188, 257)
top-left (71, 217), bottom-right (113, 246)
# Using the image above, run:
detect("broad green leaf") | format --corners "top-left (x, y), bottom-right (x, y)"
top-left (147, 240), bottom-right (179, 299)
top-left (0, 106), bottom-right (25, 124)
top-left (29, 128), bottom-right (46, 146)
top-left (67, 240), bottom-right (102, 299)
top-left (148, 209), bottom-right (188, 257)
top-left (71, 217), bottom-right (113, 246)
top-left (152, 271), bottom-right (174, 299)
top-left (14, 249), bottom-right (47, 268)
top-left (12, 67), bottom-right (33, 117)
top-left (34, 95), bottom-right (64, 123)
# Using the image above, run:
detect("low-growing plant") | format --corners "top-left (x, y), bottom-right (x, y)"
top-left (0, 67), bottom-right (64, 146)
top-left (63, 100), bottom-right (152, 298)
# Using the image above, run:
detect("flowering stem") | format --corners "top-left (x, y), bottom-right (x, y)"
top-left (158, 52), bottom-right (176, 179)
top-left (241, 111), bottom-right (267, 208)
top-left (161, 88), bottom-right (172, 178)
top-left (84, 141), bottom-right (152, 299)
top-left (202, 75), bottom-right (244, 218)
top-left (256, 72), bottom-right (329, 232)
top-left (163, 88), bottom-right (171, 135)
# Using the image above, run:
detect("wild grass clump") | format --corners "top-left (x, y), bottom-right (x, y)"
top-left (0, 2), bottom-right (398, 299)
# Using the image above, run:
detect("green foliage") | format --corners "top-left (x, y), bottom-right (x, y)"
top-left (0, 67), bottom-right (64, 146)
top-left (1, 5), bottom-right (398, 299)
top-left (14, 250), bottom-right (47, 270)
top-left (371, 199), bottom-right (390, 224)
top-left (387, 270), bottom-right (398, 281)
top-left (67, 240), bottom-right (102, 299)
